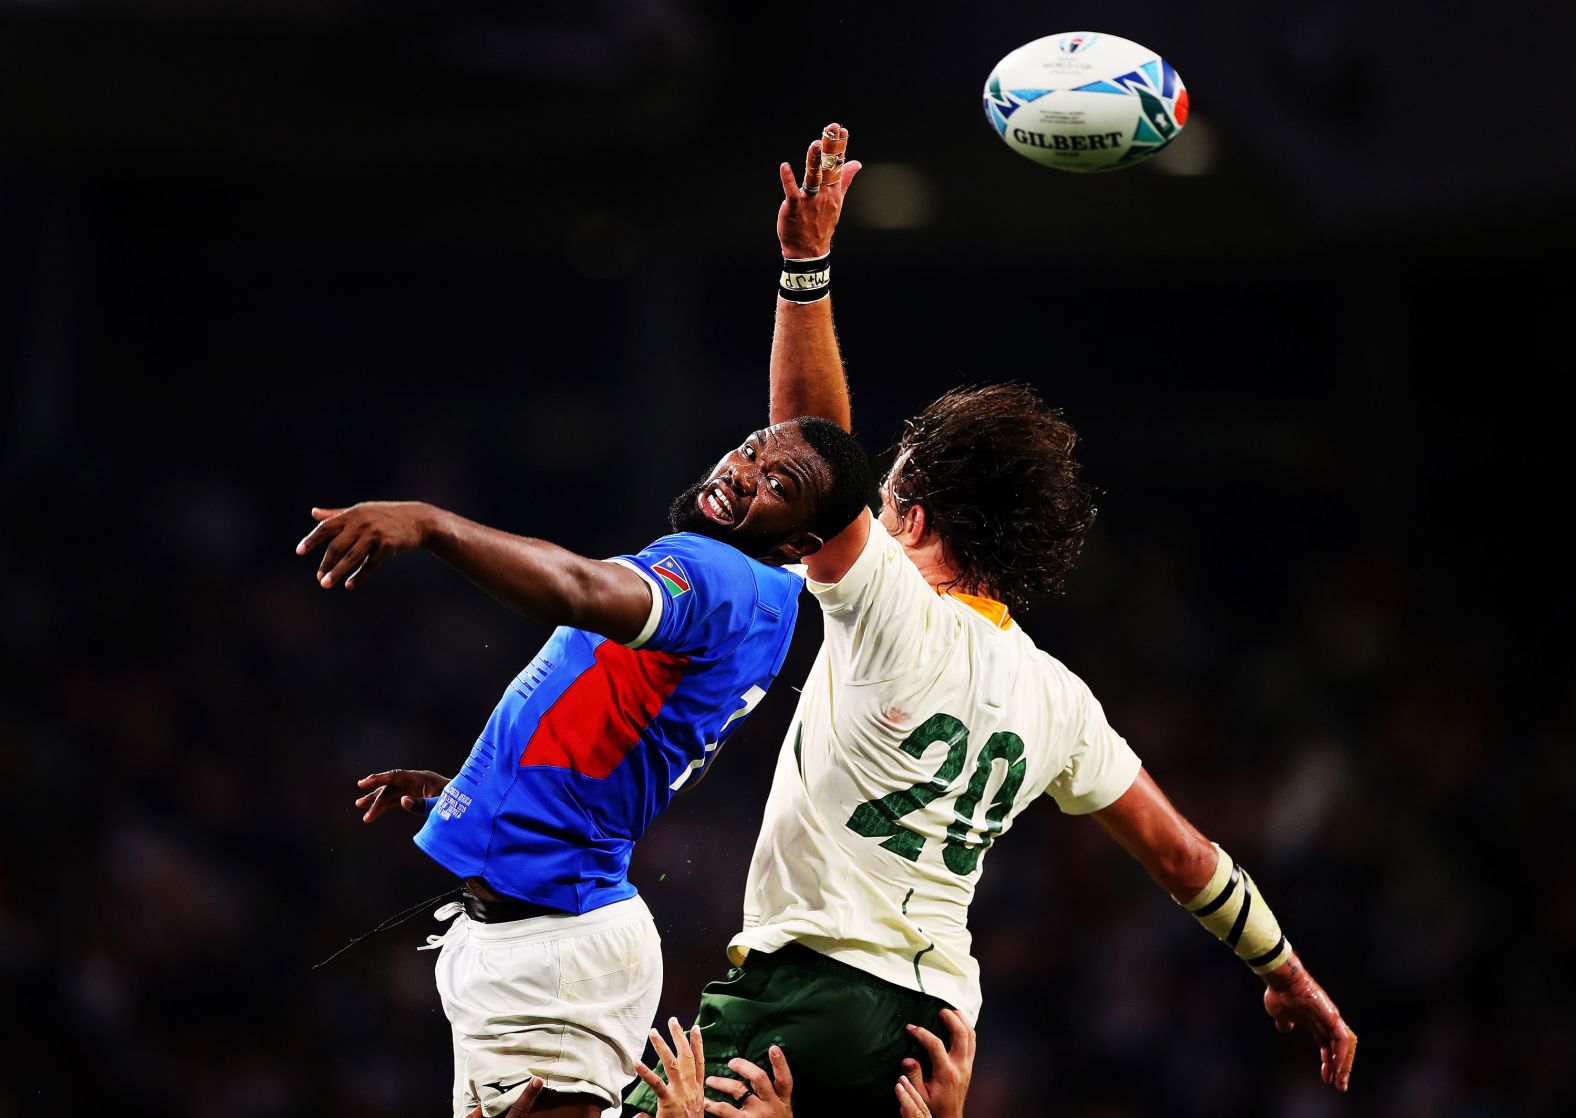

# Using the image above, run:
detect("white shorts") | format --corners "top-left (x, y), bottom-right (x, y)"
top-left (429, 894), bottom-right (663, 1118)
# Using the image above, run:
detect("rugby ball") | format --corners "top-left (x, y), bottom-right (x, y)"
top-left (982, 32), bottom-right (1188, 172)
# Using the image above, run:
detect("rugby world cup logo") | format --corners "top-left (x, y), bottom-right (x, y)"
top-left (1060, 33), bottom-right (1099, 54)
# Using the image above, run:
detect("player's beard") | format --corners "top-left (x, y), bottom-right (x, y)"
top-left (668, 475), bottom-right (777, 557)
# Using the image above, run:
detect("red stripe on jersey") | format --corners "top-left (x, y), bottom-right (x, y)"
top-left (519, 641), bottom-right (690, 778)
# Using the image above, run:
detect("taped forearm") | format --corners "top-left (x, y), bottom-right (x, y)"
top-left (1180, 843), bottom-right (1293, 975)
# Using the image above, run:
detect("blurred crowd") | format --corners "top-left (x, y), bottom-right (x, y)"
top-left (2, 240), bottom-right (1568, 1114)
top-left (3, 3), bottom-right (1573, 1112)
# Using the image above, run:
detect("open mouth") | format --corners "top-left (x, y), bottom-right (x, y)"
top-left (699, 482), bottom-right (738, 526)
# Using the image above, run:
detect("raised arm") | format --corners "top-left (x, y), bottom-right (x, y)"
top-left (770, 123), bottom-right (862, 432)
top-left (295, 501), bottom-right (653, 644)
top-left (1092, 769), bottom-right (1359, 1093)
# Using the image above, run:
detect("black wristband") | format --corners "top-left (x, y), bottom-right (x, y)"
top-left (780, 253), bottom-right (830, 303)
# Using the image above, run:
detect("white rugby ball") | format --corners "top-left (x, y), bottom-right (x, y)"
top-left (983, 32), bottom-right (1189, 173)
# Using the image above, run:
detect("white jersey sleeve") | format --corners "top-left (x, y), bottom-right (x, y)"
top-left (1042, 673), bottom-right (1142, 814)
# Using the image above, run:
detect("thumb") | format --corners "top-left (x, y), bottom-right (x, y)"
top-left (507, 1077), bottom-right (545, 1116)
top-left (1274, 1015), bottom-right (1296, 1033)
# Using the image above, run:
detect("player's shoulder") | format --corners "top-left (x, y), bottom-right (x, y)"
top-left (639, 533), bottom-right (799, 599)
top-left (1015, 639), bottom-right (1105, 714)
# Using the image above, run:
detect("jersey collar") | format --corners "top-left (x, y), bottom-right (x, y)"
top-left (942, 589), bottom-right (1013, 630)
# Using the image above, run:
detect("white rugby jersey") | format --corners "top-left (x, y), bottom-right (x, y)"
top-left (728, 513), bottom-right (1141, 1019)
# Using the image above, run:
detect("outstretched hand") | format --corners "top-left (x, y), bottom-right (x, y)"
top-left (704, 1046), bottom-right (793, 1117)
top-left (897, 1008), bottom-right (975, 1118)
top-left (777, 122), bottom-right (862, 260)
top-left (1263, 960), bottom-right (1358, 1093)
top-left (295, 501), bottom-right (434, 590)
top-left (355, 769), bottom-right (450, 822)
top-left (634, 1017), bottom-right (707, 1118)
top-left (465, 1075), bottom-right (543, 1117)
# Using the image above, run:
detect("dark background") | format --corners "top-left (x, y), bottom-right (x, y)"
top-left (3, 2), bottom-right (1573, 1115)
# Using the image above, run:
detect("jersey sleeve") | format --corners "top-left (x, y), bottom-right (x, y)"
top-left (806, 511), bottom-right (943, 684)
top-left (611, 533), bottom-right (758, 657)
top-left (1043, 671), bottom-right (1142, 815)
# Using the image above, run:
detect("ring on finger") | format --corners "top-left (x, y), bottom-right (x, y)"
top-left (736, 1086), bottom-right (756, 1105)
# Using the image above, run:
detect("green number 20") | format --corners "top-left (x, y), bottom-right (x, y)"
top-left (844, 713), bottom-right (1027, 875)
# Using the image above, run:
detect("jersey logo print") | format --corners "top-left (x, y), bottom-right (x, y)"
top-left (519, 641), bottom-right (689, 777)
top-left (652, 555), bottom-right (692, 597)
top-left (481, 1077), bottom-right (534, 1096)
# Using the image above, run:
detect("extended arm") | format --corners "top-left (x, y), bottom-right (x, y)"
top-left (1092, 769), bottom-right (1358, 1092)
top-left (296, 501), bottom-right (653, 644)
top-left (769, 123), bottom-right (862, 432)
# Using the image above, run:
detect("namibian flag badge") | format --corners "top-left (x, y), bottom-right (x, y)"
top-left (652, 556), bottom-right (692, 597)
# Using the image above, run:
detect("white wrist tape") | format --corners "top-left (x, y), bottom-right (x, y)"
top-left (780, 252), bottom-right (830, 303)
top-left (1181, 844), bottom-right (1293, 975)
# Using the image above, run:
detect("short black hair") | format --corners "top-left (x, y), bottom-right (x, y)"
top-left (888, 384), bottom-right (1096, 610)
top-left (793, 416), bottom-right (874, 539)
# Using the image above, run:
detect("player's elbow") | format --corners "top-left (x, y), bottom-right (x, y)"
top-left (1152, 833), bottom-right (1219, 900)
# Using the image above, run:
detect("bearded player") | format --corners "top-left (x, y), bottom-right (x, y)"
top-left (628, 124), bottom-right (1356, 1118)
top-left (297, 412), bottom-right (870, 1118)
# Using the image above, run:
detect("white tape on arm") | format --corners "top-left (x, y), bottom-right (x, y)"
top-left (1181, 843), bottom-right (1294, 975)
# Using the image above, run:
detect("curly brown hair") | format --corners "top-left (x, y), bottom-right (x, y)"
top-left (886, 383), bottom-right (1097, 611)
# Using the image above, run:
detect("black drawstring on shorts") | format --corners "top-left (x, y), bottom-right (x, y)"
top-left (312, 886), bottom-right (464, 970)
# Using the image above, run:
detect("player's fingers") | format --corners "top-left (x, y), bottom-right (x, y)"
top-left (666, 1017), bottom-right (692, 1083)
top-left (706, 1075), bottom-right (751, 1099)
top-left (691, 1024), bottom-right (706, 1088)
top-left (900, 1057), bottom-right (926, 1092)
top-left (906, 1022), bottom-right (950, 1067)
top-left (1334, 1028), bottom-right (1357, 1092)
top-left (779, 161), bottom-right (799, 201)
top-left (634, 1060), bottom-right (672, 1101)
top-left (767, 1044), bottom-right (791, 1100)
top-left (295, 515), bottom-right (345, 557)
top-left (357, 770), bottom-right (400, 788)
top-left (1274, 1013), bottom-right (1295, 1033)
top-left (344, 544), bottom-right (388, 590)
top-left (941, 1007), bottom-right (973, 1059)
top-left (399, 794), bottom-right (426, 815)
top-left (362, 784), bottom-right (393, 822)
top-left (506, 1077), bottom-right (544, 1116)
top-left (650, 1027), bottom-right (681, 1076)
top-left (311, 506), bottom-right (344, 521)
top-left (701, 1101), bottom-right (744, 1118)
top-left (727, 1057), bottom-right (775, 1099)
top-left (315, 526), bottom-right (359, 584)
top-left (896, 1075), bottom-right (930, 1118)
top-left (837, 159), bottom-right (864, 195)
top-left (803, 139), bottom-right (823, 194)
top-left (321, 537), bottom-right (374, 590)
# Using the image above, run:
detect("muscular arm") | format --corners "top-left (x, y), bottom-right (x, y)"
top-left (423, 507), bottom-right (653, 642)
top-left (1092, 768), bottom-right (1358, 1092)
top-left (1090, 768), bottom-right (1219, 899)
top-left (770, 295), bottom-right (850, 431)
top-left (296, 501), bottom-right (654, 644)
top-left (769, 123), bottom-right (861, 432)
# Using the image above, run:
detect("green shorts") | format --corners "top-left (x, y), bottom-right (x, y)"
top-left (623, 944), bottom-right (953, 1118)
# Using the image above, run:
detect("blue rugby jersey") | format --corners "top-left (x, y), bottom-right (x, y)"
top-left (413, 532), bottom-right (802, 914)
